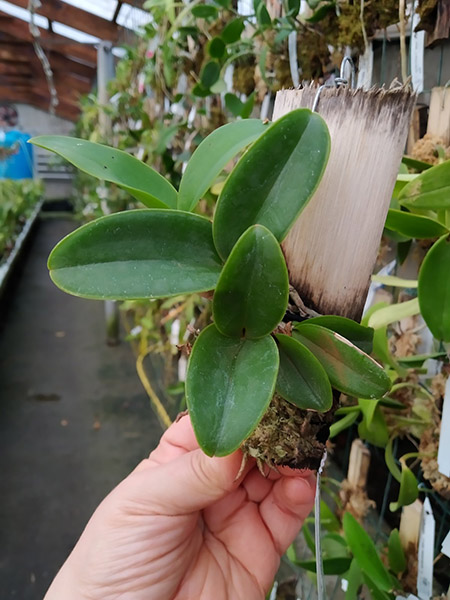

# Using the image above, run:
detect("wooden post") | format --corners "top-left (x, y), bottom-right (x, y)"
top-left (427, 86), bottom-right (450, 146)
top-left (273, 86), bottom-right (415, 321)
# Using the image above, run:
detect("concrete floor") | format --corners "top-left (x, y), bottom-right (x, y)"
top-left (0, 217), bottom-right (163, 599)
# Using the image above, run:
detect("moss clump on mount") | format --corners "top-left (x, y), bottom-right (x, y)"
top-left (297, 28), bottom-right (331, 82)
top-left (232, 56), bottom-right (256, 95)
top-left (241, 394), bottom-right (334, 471)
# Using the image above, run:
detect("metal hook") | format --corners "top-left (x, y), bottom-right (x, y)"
top-left (340, 56), bottom-right (356, 88)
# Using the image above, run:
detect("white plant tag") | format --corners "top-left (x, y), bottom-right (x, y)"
top-left (417, 498), bottom-right (435, 600)
top-left (441, 530), bottom-right (450, 558)
top-left (357, 42), bottom-right (373, 90)
top-left (411, 11), bottom-right (425, 93)
top-left (288, 31), bottom-right (300, 88)
top-left (438, 378), bottom-right (450, 477)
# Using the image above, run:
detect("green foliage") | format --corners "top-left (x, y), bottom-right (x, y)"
top-left (418, 234), bottom-right (450, 341)
top-left (186, 324), bottom-right (278, 455)
top-left (304, 315), bottom-right (374, 353)
top-left (399, 160), bottom-right (450, 210)
top-left (48, 210), bottom-right (223, 299)
top-left (275, 334), bottom-right (333, 411)
top-left (30, 136), bottom-right (178, 209)
top-left (389, 460), bottom-right (419, 512)
top-left (387, 529), bottom-right (407, 575)
top-left (213, 109), bottom-right (330, 259)
top-left (213, 225), bottom-right (289, 339)
top-left (384, 208), bottom-right (448, 239)
top-left (293, 323), bottom-right (391, 399)
top-left (177, 119), bottom-right (267, 212)
top-left (0, 179), bottom-right (44, 259)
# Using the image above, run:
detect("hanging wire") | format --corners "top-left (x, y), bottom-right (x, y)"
top-left (314, 449), bottom-right (328, 600)
top-left (312, 56), bottom-right (356, 112)
top-left (28, 0), bottom-right (58, 114)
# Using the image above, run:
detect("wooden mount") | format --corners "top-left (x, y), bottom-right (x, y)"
top-left (273, 86), bottom-right (415, 321)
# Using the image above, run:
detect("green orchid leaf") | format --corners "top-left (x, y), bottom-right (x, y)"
top-left (208, 36), bottom-right (226, 58)
top-left (397, 351), bottom-right (447, 367)
top-left (329, 411), bottom-right (359, 438)
top-left (343, 512), bottom-right (393, 592)
top-left (305, 315), bottom-right (374, 354)
top-left (192, 4), bottom-right (218, 18)
top-left (362, 573), bottom-right (395, 600)
top-left (48, 209), bottom-right (223, 300)
top-left (186, 324), bottom-right (278, 456)
top-left (178, 119), bottom-right (267, 212)
top-left (385, 438), bottom-right (402, 482)
top-left (379, 397), bottom-right (407, 409)
top-left (387, 529), bottom-right (407, 575)
top-left (213, 225), bottom-right (288, 338)
top-left (345, 559), bottom-right (363, 600)
top-left (418, 234), bottom-right (450, 341)
top-left (358, 401), bottom-right (389, 447)
top-left (399, 160), bottom-right (450, 209)
top-left (389, 460), bottom-right (419, 511)
top-left (275, 334), bottom-right (333, 411)
top-left (213, 108), bottom-right (330, 259)
top-left (30, 136), bottom-right (177, 209)
top-left (402, 156), bottom-right (432, 171)
top-left (385, 209), bottom-right (448, 239)
top-left (371, 274), bottom-right (418, 288)
top-left (221, 18), bottom-right (245, 43)
top-left (293, 323), bottom-right (391, 399)
top-left (200, 61), bottom-right (220, 87)
top-left (296, 557), bottom-right (352, 575)
top-left (368, 298), bottom-right (420, 330)
top-left (224, 93), bottom-right (245, 117)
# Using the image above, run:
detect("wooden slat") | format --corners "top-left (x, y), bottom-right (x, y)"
top-left (0, 12), bottom-right (97, 64)
top-left (6, 0), bottom-right (121, 42)
top-left (0, 87), bottom-right (80, 120)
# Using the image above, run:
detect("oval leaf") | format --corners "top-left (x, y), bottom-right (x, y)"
top-left (387, 529), bottom-right (407, 575)
top-left (213, 225), bottom-right (288, 338)
top-left (343, 512), bottom-right (393, 592)
top-left (208, 36), bottom-right (226, 58)
top-left (213, 109), bottom-right (330, 259)
top-left (399, 160), bottom-right (450, 209)
top-left (30, 136), bottom-right (177, 209)
top-left (48, 209), bottom-right (223, 300)
top-left (221, 18), bottom-right (245, 43)
top-left (178, 119), bottom-right (267, 212)
top-left (305, 315), bottom-right (374, 354)
top-left (186, 324), bottom-right (278, 456)
top-left (293, 323), bottom-right (391, 399)
top-left (275, 334), bottom-right (332, 411)
top-left (385, 208), bottom-right (448, 239)
top-left (389, 460), bottom-right (419, 512)
top-left (191, 4), bottom-right (218, 18)
top-left (200, 60), bottom-right (220, 88)
top-left (418, 234), bottom-right (450, 341)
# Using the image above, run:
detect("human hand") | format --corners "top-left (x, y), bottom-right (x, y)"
top-left (45, 415), bottom-right (315, 600)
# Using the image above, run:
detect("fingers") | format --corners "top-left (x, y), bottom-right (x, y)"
top-left (259, 473), bottom-right (316, 555)
top-left (146, 415), bottom-right (199, 467)
top-left (125, 445), bottom-right (246, 515)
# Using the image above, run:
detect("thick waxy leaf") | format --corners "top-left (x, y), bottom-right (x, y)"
top-left (30, 136), bottom-right (177, 209)
top-left (418, 234), bottom-right (450, 341)
top-left (389, 460), bottom-right (419, 511)
top-left (368, 298), bottom-right (420, 330)
top-left (213, 109), bottom-right (330, 259)
top-left (385, 208), bottom-right (448, 239)
top-left (208, 37), bottom-right (226, 58)
top-left (200, 61), bottom-right (220, 87)
top-left (293, 324), bottom-right (391, 399)
top-left (388, 529), bottom-right (407, 574)
top-left (357, 402), bottom-right (389, 447)
top-left (213, 225), bottom-right (288, 338)
top-left (345, 560), bottom-right (363, 600)
top-left (221, 18), bottom-right (245, 43)
top-left (48, 209), bottom-right (223, 300)
top-left (275, 334), bottom-right (332, 411)
top-left (296, 557), bottom-right (352, 575)
top-left (329, 411), bottom-right (359, 438)
top-left (305, 315), bottom-right (374, 354)
top-left (343, 512), bottom-right (393, 592)
top-left (402, 156), bottom-right (432, 171)
top-left (178, 119), bottom-right (267, 211)
top-left (186, 324), bottom-right (278, 456)
top-left (192, 4), bottom-right (218, 17)
top-left (399, 160), bottom-right (450, 209)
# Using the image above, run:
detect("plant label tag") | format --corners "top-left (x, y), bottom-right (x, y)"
top-left (417, 498), bottom-right (435, 600)
top-left (396, 595), bottom-right (419, 600)
top-left (357, 42), bottom-right (373, 90)
top-left (288, 31), bottom-right (300, 88)
top-left (441, 530), bottom-right (450, 558)
top-left (411, 11), bottom-right (425, 93)
top-left (438, 378), bottom-right (450, 477)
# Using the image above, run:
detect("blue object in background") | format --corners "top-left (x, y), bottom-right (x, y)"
top-left (0, 131), bottom-right (34, 179)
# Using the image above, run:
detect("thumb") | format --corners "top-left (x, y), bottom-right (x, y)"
top-left (124, 447), bottom-right (245, 515)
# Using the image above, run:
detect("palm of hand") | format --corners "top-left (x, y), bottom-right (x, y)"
top-left (54, 418), bottom-right (315, 600)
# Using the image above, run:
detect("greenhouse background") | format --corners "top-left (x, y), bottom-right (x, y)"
top-left (0, 0), bottom-right (450, 599)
